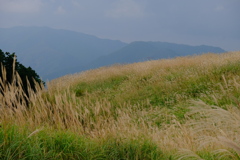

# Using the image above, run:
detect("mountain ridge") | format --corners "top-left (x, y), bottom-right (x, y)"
top-left (0, 26), bottom-right (226, 80)
top-left (87, 41), bottom-right (225, 70)
top-left (0, 26), bottom-right (127, 80)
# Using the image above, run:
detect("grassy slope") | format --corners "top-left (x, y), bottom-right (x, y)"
top-left (1, 51), bottom-right (240, 159)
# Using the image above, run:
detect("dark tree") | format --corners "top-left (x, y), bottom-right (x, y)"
top-left (0, 49), bottom-right (44, 106)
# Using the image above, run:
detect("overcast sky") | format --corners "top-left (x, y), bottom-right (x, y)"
top-left (0, 0), bottom-right (239, 51)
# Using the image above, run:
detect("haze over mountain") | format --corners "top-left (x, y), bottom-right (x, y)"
top-left (88, 41), bottom-right (225, 69)
top-left (0, 26), bottom-right (127, 79)
top-left (0, 26), bottom-right (226, 80)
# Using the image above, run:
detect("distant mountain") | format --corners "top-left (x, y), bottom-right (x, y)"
top-left (87, 41), bottom-right (226, 69)
top-left (0, 26), bottom-right (127, 80)
top-left (0, 26), bottom-right (226, 80)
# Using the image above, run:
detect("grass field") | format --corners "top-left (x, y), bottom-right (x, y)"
top-left (1, 51), bottom-right (240, 159)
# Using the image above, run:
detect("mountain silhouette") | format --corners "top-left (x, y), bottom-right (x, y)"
top-left (0, 27), bottom-right (226, 80)
top-left (87, 41), bottom-right (226, 69)
top-left (0, 26), bottom-right (126, 80)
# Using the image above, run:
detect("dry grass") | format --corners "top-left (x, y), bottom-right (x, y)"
top-left (1, 51), bottom-right (240, 159)
top-left (49, 51), bottom-right (240, 90)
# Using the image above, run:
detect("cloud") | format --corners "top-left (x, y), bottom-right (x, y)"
top-left (0, 0), bottom-right (43, 13)
top-left (70, 0), bottom-right (85, 11)
top-left (215, 5), bottom-right (225, 12)
top-left (54, 6), bottom-right (66, 15)
top-left (71, 0), bottom-right (81, 8)
top-left (105, 0), bottom-right (146, 18)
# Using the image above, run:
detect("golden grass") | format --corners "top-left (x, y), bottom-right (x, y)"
top-left (1, 51), bottom-right (240, 157)
top-left (49, 51), bottom-right (240, 90)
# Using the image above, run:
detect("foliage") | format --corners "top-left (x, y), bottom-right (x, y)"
top-left (0, 49), bottom-right (44, 99)
top-left (1, 51), bottom-right (240, 159)
top-left (0, 125), bottom-right (165, 160)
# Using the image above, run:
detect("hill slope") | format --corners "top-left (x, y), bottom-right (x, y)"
top-left (0, 26), bottom-right (127, 79)
top-left (1, 51), bottom-right (240, 159)
top-left (87, 41), bottom-right (226, 69)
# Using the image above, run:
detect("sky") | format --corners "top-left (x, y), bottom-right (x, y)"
top-left (0, 0), bottom-right (239, 51)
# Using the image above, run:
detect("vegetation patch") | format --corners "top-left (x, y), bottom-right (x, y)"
top-left (1, 51), bottom-right (240, 159)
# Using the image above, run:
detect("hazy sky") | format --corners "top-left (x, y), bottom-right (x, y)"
top-left (0, 0), bottom-right (239, 51)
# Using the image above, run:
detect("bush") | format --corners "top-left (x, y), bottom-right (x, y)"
top-left (0, 49), bottom-right (44, 107)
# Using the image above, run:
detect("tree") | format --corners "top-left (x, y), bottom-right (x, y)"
top-left (0, 49), bottom-right (44, 106)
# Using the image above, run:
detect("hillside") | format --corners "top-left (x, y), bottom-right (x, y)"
top-left (88, 41), bottom-right (225, 69)
top-left (0, 26), bottom-right (127, 80)
top-left (1, 51), bottom-right (240, 159)
top-left (0, 27), bottom-right (226, 80)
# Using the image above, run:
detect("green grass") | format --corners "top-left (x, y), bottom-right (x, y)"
top-left (72, 56), bottom-right (240, 112)
top-left (1, 51), bottom-right (240, 159)
top-left (0, 126), bottom-right (165, 160)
